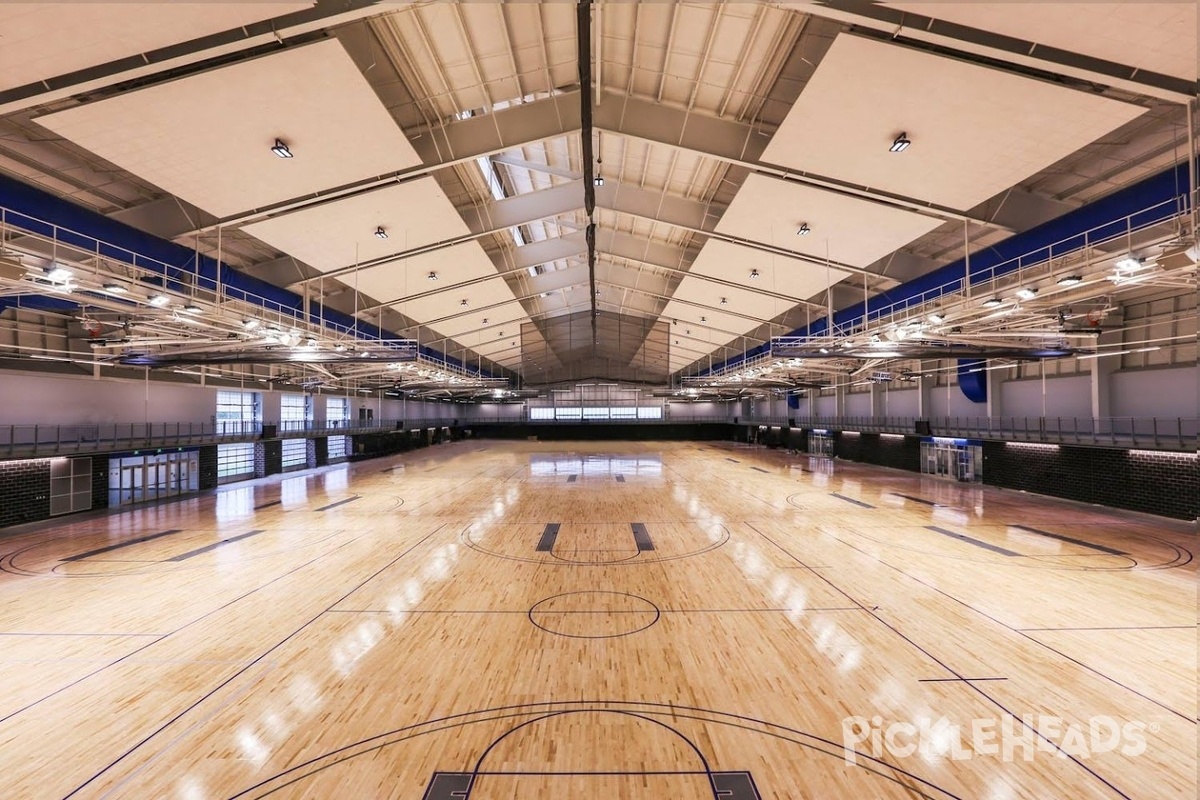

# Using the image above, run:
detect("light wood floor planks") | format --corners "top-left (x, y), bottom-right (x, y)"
top-left (0, 440), bottom-right (1194, 799)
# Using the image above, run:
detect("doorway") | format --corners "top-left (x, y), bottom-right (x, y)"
top-left (108, 451), bottom-right (200, 507)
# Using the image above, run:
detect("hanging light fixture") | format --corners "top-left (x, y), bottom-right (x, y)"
top-left (796, 223), bottom-right (812, 236)
top-left (271, 139), bottom-right (293, 159)
top-left (374, 226), bottom-right (388, 240)
top-left (889, 132), bottom-right (911, 153)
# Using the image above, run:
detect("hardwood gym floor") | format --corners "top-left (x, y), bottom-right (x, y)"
top-left (0, 440), bottom-right (1194, 799)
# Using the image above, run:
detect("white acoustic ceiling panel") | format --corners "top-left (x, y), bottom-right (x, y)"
top-left (761, 34), bottom-right (1146, 211)
top-left (715, 174), bottom-right (943, 269)
top-left (243, 178), bottom-right (469, 272)
top-left (0, 3), bottom-right (310, 93)
top-left (887, 2), bottom-right (1197, 82)
top-left (36, 39), bottom-right (421, 218)
top-left (351, 241), bottom-right (498, 312)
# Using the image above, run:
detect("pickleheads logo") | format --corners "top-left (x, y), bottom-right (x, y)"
top-left (841, 715), bottom-right (1152, 765)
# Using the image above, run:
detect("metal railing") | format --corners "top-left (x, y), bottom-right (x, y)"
top-left (743, 415), bottom-right (1199, 451)
top-left (3, 413), bottom-right (1195, 458)
top-left (0, 417), bottom-right (466, 458)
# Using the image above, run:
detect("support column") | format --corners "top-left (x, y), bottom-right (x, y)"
top-left (986, 368), bottom-right (1004, 419)
top-left (917, 373), bottom-right (932, 418)
top-left (869, 383), bottom-right (885, 418)
top-left (834, 383), bottom-right (846, 418)
top-left (1090, 332), bottom-right (1121, 420)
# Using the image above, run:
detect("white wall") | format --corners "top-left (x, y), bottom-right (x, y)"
top-left (881, 387), bottom-right (919, 417)
top-left (1111, 367), bottom-right (1198, 419)
top-left (999, 374), bottom-right (1092, 420)
top-left (0, 370), bottom-right (219, 426)
top-left (845, 391), bottom-right (871, 416)
top-left (929, 380), bottom-right (985, 418)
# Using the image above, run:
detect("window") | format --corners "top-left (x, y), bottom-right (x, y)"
top-left (609, 407), bottom-right (637, 419)
top-left (637, 406), bottom-right (663, 419)
top-left (327, 435), bottom-right (349, 460)
top-left (281, 439), bottom-right (308, 470)
top-left (529, 407), bottom-right (554, 420)
top-left (280, 394), bottom-right (311, 432)
top-left (217, 443), bottom-right (255, 480)
top-left (50, 457), bottom-right (91, 516)
top-left (217, 391), bottom-right (259, 433)
top-left (554, 407), bottom-right (582, 420)
top-left (582, 407), bottom-right (609, 420)
top-left (327, 397), bottom-right (351, 429)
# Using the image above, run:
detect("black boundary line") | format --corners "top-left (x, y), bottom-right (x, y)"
top-left (314, 496), bottom-right (359, 512)
top-left (615, 474), bottom-right (625, 483)
top-left (0, 533), bottom-right (367, 728)
top-left (461, 521), bottom-right (729, 566)
top-left (924, 525), bottom-right (1021, 558)
top-left (0, 631), bottom-right (164, 637)
top-left (60, 529), bottom-right (184, 562)
top-left (750, 467), bottom-right (769, 473)
top-left (1018, 625), bottom-right (1195, 632)
top-left (830, 492), bottom-right (874, 509)
top-left (62, 525), bottom-right (445, 798)
top-left (567, 474), bottom-right (577, 483)
top-left (253, 500), bottom-right (282, 511)
top-left (231, 702), bottom-right (959, 800)
top-left (164, 530), bottom-right (264, 562)
top-left (746, 522), bottom-right (1135, 800)
top-left (527, 592), bottom-right (661, 639)
top-left (327, 606), bottom-right (864, 614)
top-left (1008, 524), bottom-right (1127, 556)
top-left (917, 677), bottom-right (1008, 683)
top-left (725, 458), bottom-right (739, 463)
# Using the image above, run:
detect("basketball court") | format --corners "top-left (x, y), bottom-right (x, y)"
top-left (0, 441), bottom-right (1192, 798)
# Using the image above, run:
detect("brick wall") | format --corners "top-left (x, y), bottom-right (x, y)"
top-left (88, 455), bottom-right (109, 510)
top-left (832, 432), bottom-right (922, 472)
top-left (255, 440), bottom-right (282, 478)
top-left (197, 445), bottom-right (218, 491)
top-left (982, 442), bottom-right (1199, 521)
top-left (0, 459), bottom-right (51, 528)
top-left (312, 437), bottom-right (328, 467)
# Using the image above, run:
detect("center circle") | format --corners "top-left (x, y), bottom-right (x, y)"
top-left (528, 591), bottom-right (661, 639)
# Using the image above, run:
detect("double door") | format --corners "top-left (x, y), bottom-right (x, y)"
top-left (108, 451), bottom-right (200, 507)
top-left (920, 440), bottom-right (982, 482)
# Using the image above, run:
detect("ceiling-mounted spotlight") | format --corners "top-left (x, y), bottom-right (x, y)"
top-left (982, 297), bottom-right (1003, 308)
top-left (183, 303), bottom-right (203, 314)
top-left (148, 294), bottom-right (170, 308)
top-left (1114, 256), bottom-right (1143, 272)
top-left (927, 312), bottom-right (944, 324)
top-left (427, 271), bottom-right (438, 281)
top-left (700, 316), bottom-right (707, 323)
top-left (335, 344), bottom-right (346, 352)
top-left (1057, 275), bottom-right (1083, 286)
top-left (460, 299), bottom-right (469, 307)
top-left (749, 269), bottom-right (760, 280)
top-left (819, 347), bottom-right (830, 354)
top-left (796, 223), bottom-right (812, 236)
top-left (481, 317), bottom-right (489, 324)
top-left (593, 176), bottom-right (604, 187)
top-left (101, 283), bottom-right (126, 294)
top-left (720, 297), bottom-right (728, 306)
top-left (889, 132), bottom-right (911, 153)
top-left (271, 138), bottom-right (293, 159)
top-left (1016, 287), bottom-right (1038, 300)
top-left (374, 226), bottom-right (388, 240)
top-left (45, 266), bottom-right (73, 283)
top-left (241, 318), bottom-right (259, 330)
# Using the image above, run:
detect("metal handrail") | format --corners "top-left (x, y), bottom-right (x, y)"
top-left (742, 414), bottom-right (1199, 451)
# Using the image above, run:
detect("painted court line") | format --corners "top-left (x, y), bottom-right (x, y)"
top-left (830, 493), bottom-right (874, 509)
top-left (1008, 524), bottom-right (1127, 556)
top-left (925, 525), bottom-right (1020, 557)
top-left (165, 530), bottom-right (264, 562)
top-left (615, 474), bottom-right (625, 483)
top-left (315, 496), bottom-right (359, 512)
top-left (751, 467), bottom-right (769, 473)
top-left (62, 529), bottom-right (184, 562)
top-left (567, 474), bottom-right (578, 483)
top-left (253, 500), bottom-right (281, 510)
top-left (631, 522), bottom-right (655, 552)
top-left (536, 523), bottom-right (561, 552)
